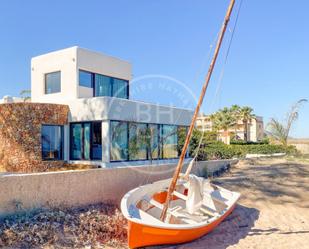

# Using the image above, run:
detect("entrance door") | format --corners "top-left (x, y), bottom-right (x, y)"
top-left (70, 122), bottom-right (101, 160)
top-left (92, 122), bottom-right (102, 160)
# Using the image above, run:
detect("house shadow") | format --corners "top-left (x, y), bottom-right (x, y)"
top-left (144, 204), bottom-right (260, 249)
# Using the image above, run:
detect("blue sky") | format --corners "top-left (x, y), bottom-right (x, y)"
top-left (0, 0), bottom-right (308, 138)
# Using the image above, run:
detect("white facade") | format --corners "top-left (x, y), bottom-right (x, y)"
top-left (31, 46), bottom-right (132, 103)
top-left (249, 116), bottom-right (264, 142)
top-left (31, 46), bottom-right (193, 167)
top-left (67, 97), bottom-right (192, 125)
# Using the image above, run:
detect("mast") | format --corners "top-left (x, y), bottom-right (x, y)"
top-left (160, 0), bottom-right (236, 221)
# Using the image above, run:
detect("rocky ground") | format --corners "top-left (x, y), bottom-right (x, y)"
top-left (0, 204), bottom-right (127, 249)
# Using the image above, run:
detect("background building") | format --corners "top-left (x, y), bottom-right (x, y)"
top-left (196, 114), bottom-right (264, 143)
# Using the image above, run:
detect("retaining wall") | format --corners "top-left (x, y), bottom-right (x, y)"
top-left (0, 159), bottom-right (237, 216)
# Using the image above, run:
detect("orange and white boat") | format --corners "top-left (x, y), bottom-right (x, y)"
top-left (121, 175), bottom-right (240, 248)
top-left (121, 0), bottom-right (240, 247)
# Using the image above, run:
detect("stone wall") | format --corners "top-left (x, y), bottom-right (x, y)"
top-left (0, 103), bottom-right (69, 172)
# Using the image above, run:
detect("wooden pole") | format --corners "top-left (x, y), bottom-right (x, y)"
top-left (160, 0), bottom-right (236, 221)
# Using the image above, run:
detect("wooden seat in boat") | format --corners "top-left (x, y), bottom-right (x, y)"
top-left (174, 185), bottom-right (228, 207)
top-left (137, 195), bottom-right (215, 224)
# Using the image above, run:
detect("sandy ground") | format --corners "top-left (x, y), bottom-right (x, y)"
top-left (152, 157), bottom-right (309, 249)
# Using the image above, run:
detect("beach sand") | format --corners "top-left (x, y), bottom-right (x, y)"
top-left (153, 157), bottom-right (309, 249)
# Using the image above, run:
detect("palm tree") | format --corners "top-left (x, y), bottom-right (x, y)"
top-left (267, 99), bottom-right (307, 146)
top-left (238, 106), bottom-right (255, 142)
top-left (230, 105), bottom-right (241, 140)
top-left (230, 104), bottom-right (241, 114)
top-left (210, 107), bottom-right (237, 144)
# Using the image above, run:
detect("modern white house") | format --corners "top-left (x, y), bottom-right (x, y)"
top-left (25, 46), bottom-right (193, 167)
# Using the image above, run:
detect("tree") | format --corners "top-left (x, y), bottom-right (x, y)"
top-left (210, 107), bottom-right (237, 144)
top-left (179, 128), bottom-right (217, 157)
top-left (238, 106), bottom-right (255, 142)
top-left (230, 104), bottom-right (241, 114)
top-left (230, 105), bottom-right (241, 138)
top-left (267, 99), bottom-right (307, 146)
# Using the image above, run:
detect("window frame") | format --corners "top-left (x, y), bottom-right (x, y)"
top-left (41, 124), bottom-right (64, 161)
top-left (44, 71), bottom-right (61, 95)
top-left (79, 70), bottom-right (94, 88)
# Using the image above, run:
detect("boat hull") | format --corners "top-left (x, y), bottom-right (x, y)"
top-left (127, 203), bottom-right (237, 248)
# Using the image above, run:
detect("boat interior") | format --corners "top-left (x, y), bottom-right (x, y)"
top-left (135, 179), bottom-right (236, 225)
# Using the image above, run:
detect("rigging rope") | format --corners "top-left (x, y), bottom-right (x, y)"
top-left (140, 0), bottom-right (245, 185)
top-left (188, 31), bottom-right (221, 165)
top-left (193, 0), bottom-right (244, 161)
top-left (211, 0), bottom-right (244, 112)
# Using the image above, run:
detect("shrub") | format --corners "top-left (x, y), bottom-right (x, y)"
top-left (230, 138), bottom-right (270, 145)
top-left (179, 129), bottom-right (218, 157)
top-left (184, 128), bottom-right (298, 160)
top-left (195, 143), bottom-right (298, 160)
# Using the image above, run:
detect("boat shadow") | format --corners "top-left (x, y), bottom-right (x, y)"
top-left (144, 204), bottom-right (260, 249)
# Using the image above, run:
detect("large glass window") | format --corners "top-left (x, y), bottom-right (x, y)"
top-left (79, 69), bottom-right (129, 99)
top-left (71, 123), bottom-right (83, 160)
top-left (79, 70), bottom-right (93, 88)
top-left (83, 123), bottom-right (91, 160)
top-left (110, 121), bottom-right (188, 162)
top-left (45, 71), bottom-right (61, 94)
top-left (148, 124), bottom-right (160, 160)
top-left (177, 126), bottom-right (189, 157)
top-left (95, 74), bottom-right (112, 97)
top-left (128, 123), bottom-right (147, 160)
top-left (110, 121), bottom-right (128, 161)
top-left (161, 125), bottom-right (178, 159)
top-left (113, 78), bottom-right (128, 99)
top-left (41, 125), bottom-right (63, 160)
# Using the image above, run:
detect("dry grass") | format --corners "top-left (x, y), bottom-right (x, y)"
top-left (0, 163), bottom-right (100, 173)
top-left (0, 203), bottom-right (128, 248)
top-left (46, 163), bottom-right (100, 172)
